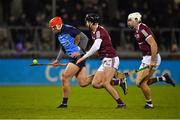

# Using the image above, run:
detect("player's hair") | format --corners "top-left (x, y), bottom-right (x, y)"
top-left (85, 13), bottom-right (101, 24)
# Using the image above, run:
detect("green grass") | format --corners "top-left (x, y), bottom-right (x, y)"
top-left (0, 85), bottom-right (179, 119)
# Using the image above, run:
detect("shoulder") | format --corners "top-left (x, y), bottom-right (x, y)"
top-left (62, 24), bottom-right (80, 35)
top-left (63, 24), bottom-right (77, 31)
top-left (98, 25), bottom-right (107, 32)
top-left (139, 23), bottom-right (152, 36)
top-left (97, 25), bottom-right (109, 35)
top-left (95, 26), bottom-right (103, 39)
top-left (139, 23), bottom-right (151, 31)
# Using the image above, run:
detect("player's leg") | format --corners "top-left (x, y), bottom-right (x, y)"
top-left (103, 67), bottom-right (126, 108)
top-left (57, 63), bottom-right (80, 108)
top-left (75, 67), bottom-right (93, 87)
top-left (143, 55), bottom-right (175, 87)
top-left (91, 61), bottom-right (116, 89)
top-left (92, 68), bottom-right (127, 92)
top-left (137, 54), bottom-right (162, 108)
top-left (147, 73), bottom-right (175, 87)
top-left (94, 57), bottom-right (126, 108)
top-left (91, 68), bottom-right (125, 107)
top-left (74, 55), bottom-right (94, 87)
top-left (143, 54), bottom-right (175, 86)
top-left (109, 57), bottom-right (128, 95)
top-left (110, 77), bottom-right (128, 95)
top-left (136, 66), bottom-right (155, 109)
top-left (91, 70), bottom-right (104, 89)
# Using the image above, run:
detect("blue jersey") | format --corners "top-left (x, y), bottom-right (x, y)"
top-left (56, 24), bottom-right (84, 57)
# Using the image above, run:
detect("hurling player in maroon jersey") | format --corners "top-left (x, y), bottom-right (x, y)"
top-left (77, 13), bottom-right (126, 108)
top-left (127, 12), bottom-right (175, 109)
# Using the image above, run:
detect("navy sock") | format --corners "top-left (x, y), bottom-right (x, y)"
top-left (146, 100), bottom-right (152, 104)
top-left (111, 79), bottom-right (120, 85)
top-left (62, 97), bottom-right (68, 105)
top-left (158, 77), bottom-right (163, 81)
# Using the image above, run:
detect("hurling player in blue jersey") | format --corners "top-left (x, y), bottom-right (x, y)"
top-left (49, 16), bottom-right (92, 108)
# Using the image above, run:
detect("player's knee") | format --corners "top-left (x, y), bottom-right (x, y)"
top-left (77, 77), bottom-right (89, 87)
top-left (138, 81), bottom-right (147, 88)
top-left (61, 78), bottom-right (68, 85)
top-left (61, 72), bottom-right (70, 81)
top-left (91, 81), bottom-right (101, 88)
top-left (79, 84), bottom-right (87, 87)
top-left (102, 81), bottom-right (110, 87)
top-left (91, 82), bottom-right (98, 88)
top-left (136, 80), bottom-right (141, 87)
top-left (61, 72), bottom-right (66, 80)
top-left (79, 82), bottom-right (88, 87)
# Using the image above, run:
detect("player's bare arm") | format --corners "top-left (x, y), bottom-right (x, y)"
top-left (52, 47), bottom-right (65, 66)
top-left (146, 35), bottom-right (158, 67)
top-left (74, 34), bottom-right (80, 45)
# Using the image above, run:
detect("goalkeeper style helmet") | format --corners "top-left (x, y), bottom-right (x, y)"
top-left (85, 13), bottom-right (100, 24)
top-left (49, 16), bottom-right (63, 28)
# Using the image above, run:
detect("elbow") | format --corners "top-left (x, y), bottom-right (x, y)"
top-left (92, 45), bottom-right (100, 52)
top-left (151, 45), bottom-right (158, 53)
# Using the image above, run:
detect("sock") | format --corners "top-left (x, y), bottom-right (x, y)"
top-left (147, 78), bottom-right (158, 85)
top-left (162, 76), bottom-right (166, 81)
top-left (111, 79), bottom-right (120, 85)
top-left (116, 98), bottom-right (124, 105)
top-left (157, 76), bottom-right (166, 82)
top-left (146, 99), bottom-right (152, 105)
top-left (62, 97), bottom-right (68, 105)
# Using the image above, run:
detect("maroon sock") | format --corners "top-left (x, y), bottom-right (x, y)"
top-left (116, 98), bottom-right (124, 105)
top-left (111, 79), bottom-right (120, 85)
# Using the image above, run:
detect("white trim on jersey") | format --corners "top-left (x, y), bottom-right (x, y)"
top-left (96, 31), bottom-right (101, 38)
top-left (145, 35), bottom-right (152, 41)
top-left (82, 38), bottom-right (102, 59)
top-left (141, 29), bottom-right (149, 37)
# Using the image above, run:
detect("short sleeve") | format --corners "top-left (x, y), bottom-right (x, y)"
top-left (96, 31), bottom-right (101, 39)
top-left (140, 24), bottom-right (153, 41)
top-left (64, 25), bottom-right (81, 38)
top-left (69, 26), bottom-right (81, 37)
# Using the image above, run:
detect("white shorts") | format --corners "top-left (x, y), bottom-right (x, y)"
top-left (139, 53), bottom-right (161, 70)
top-left (97, 56), bottom-right (119, 71)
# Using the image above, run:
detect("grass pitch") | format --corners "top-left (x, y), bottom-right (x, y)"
top-left (0, 85), bottom-right (179, 119)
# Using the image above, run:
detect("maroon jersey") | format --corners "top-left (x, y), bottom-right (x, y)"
top-left (134, 23), bottom-right (155, 56)
top-left (91, 25), bottom-right (117, 59)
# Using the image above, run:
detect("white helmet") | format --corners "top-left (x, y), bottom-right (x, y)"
top-left (128, 12), bottom-right (142, 22)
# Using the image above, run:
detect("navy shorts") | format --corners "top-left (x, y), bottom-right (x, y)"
top-left (69, 54), bottom-right (86, 68)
